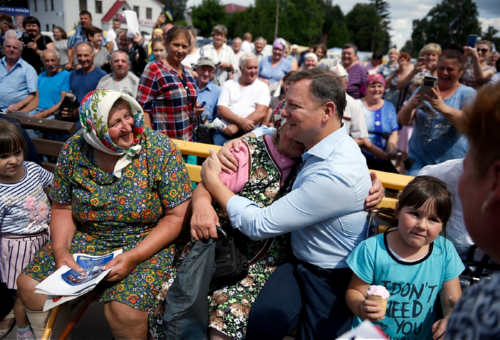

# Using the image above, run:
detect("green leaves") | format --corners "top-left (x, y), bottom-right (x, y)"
top-left (191, 0), bottom-right (227, 38)
top-left (404, 0), bottom-right (482, 57)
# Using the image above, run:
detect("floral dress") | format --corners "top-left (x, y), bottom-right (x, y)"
top-left (208, 136), bottom-right (293, 339)
top-left (24, 128), bottom-right (192, 335)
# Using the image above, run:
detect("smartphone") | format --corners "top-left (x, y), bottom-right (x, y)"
top-left (420, 76), bottom-right (437, 97)
top-left (56, 93), bottom-right (79, 121)
top-left (467, 34), bottom-right (478, 48)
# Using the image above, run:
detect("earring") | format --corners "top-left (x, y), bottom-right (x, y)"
top-left (480, 191), bottom-right (495, 214)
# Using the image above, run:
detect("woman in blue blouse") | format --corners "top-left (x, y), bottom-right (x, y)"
top-left (258, 38), bottom-right (291, 94)
top-left (358, 74), bottom-right (399, 172)
top-left (398, 50), bottom-right (476, 175)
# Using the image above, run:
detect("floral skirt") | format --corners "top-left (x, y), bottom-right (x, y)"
top-left (24, 230), bottom-right (177, 339)
top-left (207, 235), bottom-right (291, 340)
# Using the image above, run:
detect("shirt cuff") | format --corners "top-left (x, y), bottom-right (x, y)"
top-left (252, 126), bottom-right (276, 138)
top-left (226, 195), bottom-right (255, 230)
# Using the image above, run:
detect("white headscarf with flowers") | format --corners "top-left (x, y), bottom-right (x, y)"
top-left (79, 89), bottom-right (145, 178)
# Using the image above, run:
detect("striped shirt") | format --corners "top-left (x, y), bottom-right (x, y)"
top-left (0, 162), bottom-right (53, 234)
top-left (137, 60), bottom-right (198, 141)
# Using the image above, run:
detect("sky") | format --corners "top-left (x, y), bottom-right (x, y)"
top-left (186, 0), bottom-right (500, 48)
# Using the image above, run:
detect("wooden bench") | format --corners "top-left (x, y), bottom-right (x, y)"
top-left (168, 140), bottom-right (413, 210)
top-left (6, 112), bottom-right (413, 210)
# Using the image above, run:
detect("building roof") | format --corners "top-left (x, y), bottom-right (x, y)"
top-left (224, 3), bottom-right (247, 14)
top-left (101, 1), bottom-right (127, 23)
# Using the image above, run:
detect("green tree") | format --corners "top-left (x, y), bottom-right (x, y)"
top-left (324, 5), bottom-right (350, 47)
top-left (482, 25), bottom-right (500, 49)
top-left (245, 0), bottom-right (276, 41)
top-left (482, 26), bottom-right (498, 41)
top-left (346, 4), bottom-right (389, 52)
top-left (158, 0), bottom-right (187, 22)
top-left (226, 0), bottom-right (324, 46)
top-left (277, 0), bottom-right (324, 45)
top-left (370, 0), bottom-right (391, 50)
top-left (191, 0), bottom-right (227, 37)
top-left (226, 6), bottom-right (256, 39)
top-left (405, 0), bottom-right (481, 55)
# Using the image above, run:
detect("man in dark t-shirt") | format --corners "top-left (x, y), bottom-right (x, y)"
top-left (20, 16), bottom-right (54, 74)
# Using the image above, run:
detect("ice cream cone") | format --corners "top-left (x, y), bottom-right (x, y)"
top-left (366, 294), bottom-right (388, 314)
top-left (366, 285), bottom-right (390, 316)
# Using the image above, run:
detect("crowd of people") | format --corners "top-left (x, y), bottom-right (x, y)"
top-left (0, 9), bottom-right (499, 340)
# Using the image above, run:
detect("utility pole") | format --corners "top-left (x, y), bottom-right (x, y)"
top-left (274, 0), bottom-right (280, 40)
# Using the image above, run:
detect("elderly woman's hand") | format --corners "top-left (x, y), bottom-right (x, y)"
top-left (105, 252), bottom-right (140, 282)
top-left (54, 250), bottom-right (84, 272)
top-left (202, 149), bottom-right (223, 184)
top-left (191, 201), bottom-right (219, 240)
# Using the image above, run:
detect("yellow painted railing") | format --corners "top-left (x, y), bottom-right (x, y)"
top-left (171, 139), bottom-right (414, 210)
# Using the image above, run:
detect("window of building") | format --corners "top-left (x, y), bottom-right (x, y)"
top-left (133, 6), bottom-right (139, 18)
top-left (34, 0), bottom-right (37, 12)
top-left (44, 0), bottom-right (48, 11)
top-left (95, 0), bottom-right (102, 14)
top-left (46, 24), bottom-right (49, 31)
top-left (79, 0), bottom-right (87, 11)
top-left (146, 7), bottom-right (152, 19)
top-left (51, 0), bottom-right (54, 11)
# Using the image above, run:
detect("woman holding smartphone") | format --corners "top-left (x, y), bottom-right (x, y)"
top-left (398, 50), bottom-right (476, 175)
top-left (397, 43), bottom-right (442, 94)
top-left (462, 39), bottom-right (496, 88)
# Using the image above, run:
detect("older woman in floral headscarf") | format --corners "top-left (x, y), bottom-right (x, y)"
top-left (18, 89), bottom-right (192, 340)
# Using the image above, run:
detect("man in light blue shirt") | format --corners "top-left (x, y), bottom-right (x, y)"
top-left (199, 68), bottom-right (372, 339)
top-left (0, 38), bottom-right (37, 112)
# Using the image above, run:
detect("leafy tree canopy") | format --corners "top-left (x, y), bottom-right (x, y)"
top-left (404, 0), bottom-right (482, 56)
top-left (191, 0), bottom-right (227, 37)
top-left (158, 0), bottom-right (188, 23)
top-left (346, 3), bottom-right (390, 52)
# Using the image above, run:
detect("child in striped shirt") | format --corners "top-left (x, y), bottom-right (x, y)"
top-left (0, 120), bottom-right (53, 339)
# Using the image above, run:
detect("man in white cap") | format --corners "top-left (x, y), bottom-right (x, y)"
top-left (194, 56), bottom-right (221, 123)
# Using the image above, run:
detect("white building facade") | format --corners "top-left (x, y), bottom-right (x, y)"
top-left (27, 0), bottom-right (163, 35)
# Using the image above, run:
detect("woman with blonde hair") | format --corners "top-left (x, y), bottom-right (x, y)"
top-left (398, 43), bottom-right (442, 92)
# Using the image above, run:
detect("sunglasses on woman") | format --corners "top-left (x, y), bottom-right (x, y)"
top-left (477, 48), bottom-right (489, 53)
